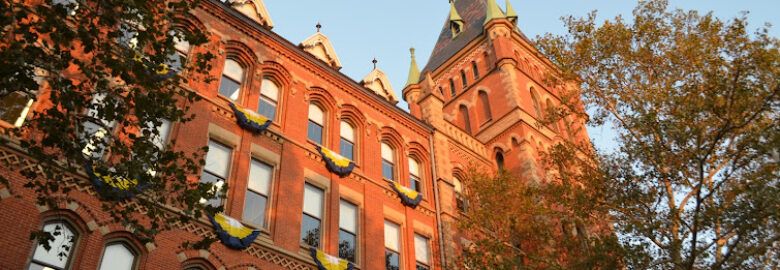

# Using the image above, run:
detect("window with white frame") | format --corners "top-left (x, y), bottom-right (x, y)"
top-left (340, 121), bottom-right (355, 160)
top-left (409, 157), bottom-right (422, 193)
top-left (258, 78), bottom-right (280, 120)
top-left (307, 104), bottom-right (325, 145)
top-left (28, 222), bottom-right (78, 270)
top-left (301, 183), bottom-right (324, 248)
top-left (97, 242), bottom-right (137, 270)
top-left (243, 159), bottom-right (272, 227)
top-left (414, 234), bottom-right (431, 270)
top-left (200, 140), bottom-right (231, 207)
top-left (218, 59), bottom-right (244, 101)
top-left (338, 200), bottom-right (358, 262)
top-left (168, 29), bottom-right (191, 71)
top-left (381, 142), bottom-right (395, 181)
top-left (81, 93), bottom-right (115, 160)
top-left (454, 177), bottom-right (467, 213)
top-left (384, 221), bottom-right (401, 270)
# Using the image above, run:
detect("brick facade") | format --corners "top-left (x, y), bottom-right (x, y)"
top-left (0, 0), bottom-right (590, 269)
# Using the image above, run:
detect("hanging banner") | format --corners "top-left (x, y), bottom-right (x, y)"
top-left (390, 182), bottom-right (422, 209)
top-left (84, 162), bottom-right (147, 200)
top-left (229, 103), bottom-right (272, 133)
top-left (309, 247), bottom-right (354, 270)
top-left (316, 146), bottom-right (355, 177)
top-left (208, 213), bottom-right (262, 250)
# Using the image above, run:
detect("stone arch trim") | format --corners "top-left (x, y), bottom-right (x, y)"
top-left (339, 104), bottom-right (367, 130)
top-left (305, 87), bottom-right (337, 113)
top-left (177, 249), bottom-right (226, 270)
top-left (174, 14), bottom-right (207, 33)
top-left (380, 126), bottom-right (405, 149)
top-left (260, 61), bottom-right (292, 88)
top-left (223, 40), bottom-right (258, 68)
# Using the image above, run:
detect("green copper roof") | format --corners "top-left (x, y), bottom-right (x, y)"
top-left (448, 0), bottom-right (463, 22)
top-left (405, 47), bottom-right (421, 87)
top-left (505, 0), bottom-right (518, 21)
top-left (484, 0), bottom-right (505, 25)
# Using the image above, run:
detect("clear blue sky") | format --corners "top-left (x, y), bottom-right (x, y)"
top-left (262, 0), bottom-right (779, 152)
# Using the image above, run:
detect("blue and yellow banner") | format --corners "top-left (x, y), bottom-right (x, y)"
top-left (229, 103), bottom-right (272, 134)
top-left (208, 213), bottom-right (262, 250)
top-left (84, 162), bottom-right (148, 200)
top-left (316, 146), bottom-right (355, 177)
top-left (309, 247), bottom-right (354, 270)
top-left (133, 52), bottom-right (178, 82)
top-left (390, 182), bottom-right (422, 209)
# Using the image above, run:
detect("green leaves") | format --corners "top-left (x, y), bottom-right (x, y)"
top-left (534, 0), bottom-right (780, 268)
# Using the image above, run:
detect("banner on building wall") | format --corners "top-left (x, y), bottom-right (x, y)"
top-left (132, 52), bottom-right (178, 82)
top-left (390, 182), bottom-right (422, 209)
top-left (316, 146), bottom-right (355, 177)
top-left (84, 161), bottom-right (148, 200)
top-left (229, 103), bottom-right (272, 133)
top-left (309, 247), bottom-right (354, 270)
top-left (208, 213), bottom-right (262, 250)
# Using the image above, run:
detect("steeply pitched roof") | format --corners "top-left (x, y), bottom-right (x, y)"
top-left (420, 0), bottom-right (532, 75)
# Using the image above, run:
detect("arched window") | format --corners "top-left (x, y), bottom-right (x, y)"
top-left (218, 59), bottom-right (245, 101)
top-left (495, 151), bottom-right (505, 171)
top-left (459, 105), bottom-right (472, 135)
top-left (169, 29), bottom-right (191, 71)
top-left (472, 61), bottom-right (480, 79)
top-left (478, 91), bottom-right (491, 123)
top-left (381, 142), bottom-right (395, 181)
top-left (340, 120), bottom-right (355, 160)
top-left (449, 78), bottom-right (456, 96)
top-left (545, 99), bottom-right (560, 133)
top-left (307, 103), bottom-right (325, 145)
top-left (530, 88), bottom-right (543, 119)
top-left (97, 241), bottom-right (138, 270)
top-left (258, 78), bottom-right (280, 120)
top-left (460, 70), bottom-right (468, 89)
top-left (409, 157), bottom-right (422, 193)
top-left (28, 221), bottom-right (79, 270)
top-left (453, 177), bottom-right (467, 213)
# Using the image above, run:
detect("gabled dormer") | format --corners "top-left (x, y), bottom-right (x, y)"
top-left (362, 60), bottom-right (399, 104)
top-left (448, 0), bottom-right (465, 37)
top-left (300, 30), bottom-right (343, 70)
top-left (224, 0), bottom-right (273, 28)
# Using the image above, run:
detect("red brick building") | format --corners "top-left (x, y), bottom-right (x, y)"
top-left (0, 0), bottom-right (590, 269)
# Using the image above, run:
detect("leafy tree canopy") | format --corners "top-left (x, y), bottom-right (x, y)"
top-left (0, 0), bottom-right (225, 250)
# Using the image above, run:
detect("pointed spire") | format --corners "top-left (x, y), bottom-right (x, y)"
top-left (448, 0), bottom-right (463, 22)
top-left (372, 58), bottom-right (378, 70)
top-left (484, 0), bottom-right (505, 25)
top-left (405, 47), bottom-right (421, 87)
top-left (505, 0), bottom-right (518, 24)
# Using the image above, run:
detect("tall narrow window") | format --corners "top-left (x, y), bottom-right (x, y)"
top-left (459, 105), bottom-right (472, 135)
top-left (478, 91), bottom-right (492, 123)
top-left (258, 78), bottom-right (279, 120)
top-left (97, 242), bottom-right (137, 270)
top-left (460, 70), bottom-right (468, 89)
top-left (308, 103), bottom-right (325, 145)
top-left (218, 59), bottom-right (244, 101)
top-left (472, 61), bottom-right (479, 79)
top-left (339, 200), bottom-right (358, 262)
top-left (381, 142), bottom-right (395, 181)
top-left (169, 29), bottom-right (190, 71)
top-left (449, 78), bottom-right (456, 96)
top-left (384, 221), bottom-right (401, 270)
top-left (301, 183), bottom-right (324, 248)
top-left (530, 88), bottom-right (543, 119)
top-left (565, 117), bottom-right (575, 140)
top-left (28, 222), bottom-right (78, 270)
top-left (0, 91), bottom-right (34, 128)
top-left (496, 151), bottom-right (505, 171)
top-left (340, 121), bottom-right (355, 160)
top-left (454, 178), bottom-right (467, 213)
top-left (200, 140), bottom-right (231, 207)
top-left (150, 119), bottom-right (171, 150)
top-left (409, 157), bottom-right (422, 193)
top-left (438, 87), bottom-right (444, 96)
top-left (81, 93), bottom-right (115, 159)
top-left (243, 159), bottom-right (272, 227)
top-left (414, 234), bottom-right (431, 270)
top-left (545, 99), bottom-right (560, 133)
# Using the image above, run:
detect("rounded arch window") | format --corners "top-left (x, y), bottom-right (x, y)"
top-left (258, 77), bottom-right (280, 120)
top-left (28, 221), bottom-right (79, 270)
top-left (408, 157), bottom-right (422, 193)
top-left (97, 241), bottom-right (138, 270)
top-left (381, 142), bottom-right (396, 181)
top-left (339, 120), bottom-right (356, 160)
top-left (495, 151), bottom-right (505, 171)
top-left (218, 59), bottom-right (245, 101)
top-left (307, 103), bottom-right (326, 145)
